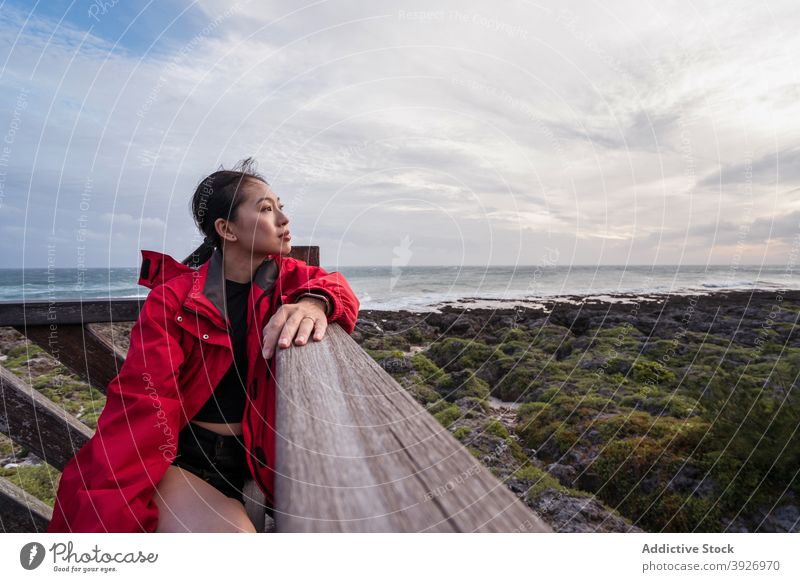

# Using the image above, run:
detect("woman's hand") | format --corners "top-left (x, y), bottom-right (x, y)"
top-left (261, 297), bottom-right (328, 359)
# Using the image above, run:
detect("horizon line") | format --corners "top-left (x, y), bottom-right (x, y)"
top-left (0, 263), bottom-right (794, 270)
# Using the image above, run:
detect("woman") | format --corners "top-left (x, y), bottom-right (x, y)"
top-left (47, 158), bottom-right (360, 533)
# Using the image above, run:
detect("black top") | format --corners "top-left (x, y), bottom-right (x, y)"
top-left (191, 278), bottom-right (251, 423)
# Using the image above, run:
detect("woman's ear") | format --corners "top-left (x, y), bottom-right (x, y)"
top-left (214, 217), bottom-right (238, 242)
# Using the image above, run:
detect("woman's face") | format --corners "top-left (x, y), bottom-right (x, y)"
top-left (219, 179), bottom-right (291, 257)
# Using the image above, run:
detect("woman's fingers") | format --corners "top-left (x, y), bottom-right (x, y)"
top-left (312, 316), bottom-right (328, 341)
top-left (278, 311), bottom-right (306, 348)
top-left (262, 308), bottom-right (288, 359)
top-left (262, 304), bottom-right (330, 360)
top-left (293, 316), bottom-right (317, 345)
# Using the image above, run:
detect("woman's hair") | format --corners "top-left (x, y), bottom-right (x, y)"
top-left (182, 157), bottom-right (269, 267)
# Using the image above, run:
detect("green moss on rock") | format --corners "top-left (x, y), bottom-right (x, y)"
top-left (433, 404), bottom-right (462, 428)
top-left (0, 464), bottom-right (59, 507)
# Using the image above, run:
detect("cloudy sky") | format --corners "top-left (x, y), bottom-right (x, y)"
top-left (0, 0), bottom-right (798, 268)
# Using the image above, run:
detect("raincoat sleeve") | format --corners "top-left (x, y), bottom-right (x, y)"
top-left (47, 283), bottom-right (185, 533)
top-left (281, 258), bottom-right (360, 334)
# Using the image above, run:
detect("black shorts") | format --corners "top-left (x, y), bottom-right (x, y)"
top-left (170, 421), bottom-right (250, 504)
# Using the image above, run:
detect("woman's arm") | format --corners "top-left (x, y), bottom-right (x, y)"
top-left (261, 259), bottom-right (360, 360)
top-left (48, 284), bottom-right (185, 533)
top-left (280, 258), bottom-right (360, 334)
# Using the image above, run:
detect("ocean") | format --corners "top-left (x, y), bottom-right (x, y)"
top-left (1, 264), bottom-right (798, 312)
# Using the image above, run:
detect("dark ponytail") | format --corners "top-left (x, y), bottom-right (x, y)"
top-left (182, 236), bottom-right (217, 269)
top-left (182, 157), bottom-right (269, 268)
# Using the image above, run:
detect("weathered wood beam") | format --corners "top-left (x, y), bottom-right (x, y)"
top-left (0, 365), bottom-right (93, 471)
top-left (285, 246), bottom-right (319, 268)
top-left (0, 299), bottom-right (142, 326)
top-left (274, 325), bottom-right (552, 533)
top-left (13, 323), bottom-right (125, 396)
top-left (0, 476), bottom-right (52, 533)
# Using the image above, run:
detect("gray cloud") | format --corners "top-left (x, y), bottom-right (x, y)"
top-left (638, 210), bottom-right (800, 248)
top-left (699, 148), bottom-right (800, 188)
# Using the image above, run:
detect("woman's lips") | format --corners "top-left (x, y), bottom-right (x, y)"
top-left (281, 231), bottom-right (291, 241)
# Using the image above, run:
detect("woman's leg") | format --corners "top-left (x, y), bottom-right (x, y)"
top-left (153, 465), bottom-right (257, 533)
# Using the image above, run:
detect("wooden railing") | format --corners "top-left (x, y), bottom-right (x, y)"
top-left (275, 325), bottom-right (550, 532)
top-left (0, 246), bottom-right (550, 533)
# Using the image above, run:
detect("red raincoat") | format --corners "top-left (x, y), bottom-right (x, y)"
top-left (47, 248), bottom-right (360, 532)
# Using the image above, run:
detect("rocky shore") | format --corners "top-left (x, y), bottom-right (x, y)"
top-left (2, 289), bottom-right (798, 532)
top-left (354, 289), bottom-right (800, 532)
